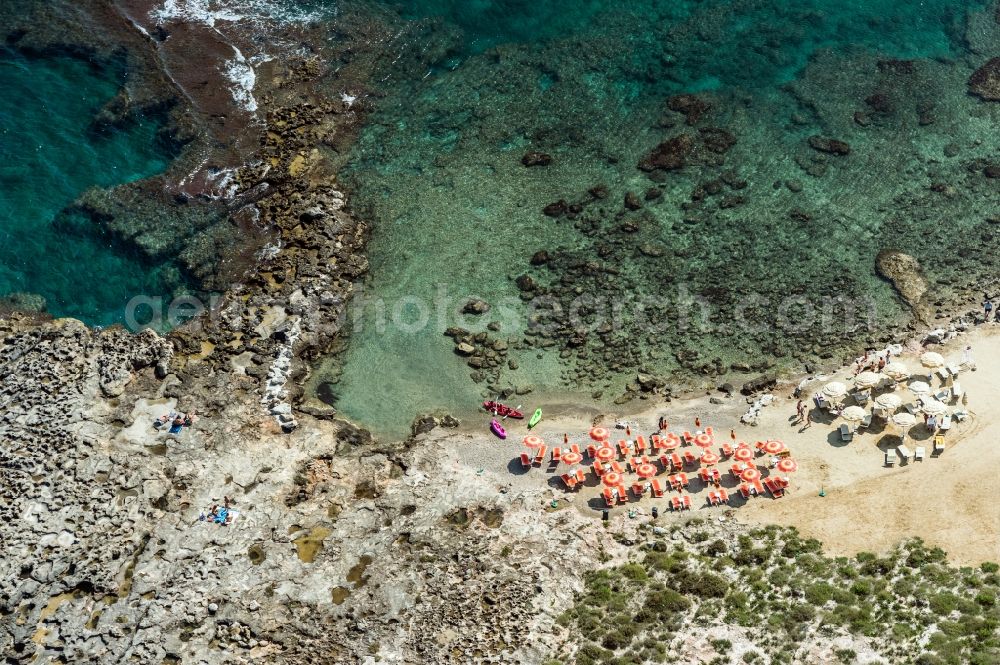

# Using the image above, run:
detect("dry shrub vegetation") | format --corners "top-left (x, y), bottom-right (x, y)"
top-left (548, 522), bottom-right (999, 665)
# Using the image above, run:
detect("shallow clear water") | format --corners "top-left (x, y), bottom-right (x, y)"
top-left (320, 0), bottom-right (998, 439)
top-left (0, 48), bottom-right (177, 325)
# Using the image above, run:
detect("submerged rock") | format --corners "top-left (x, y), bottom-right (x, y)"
top-left (462, 299), bottom-right (490, 315)
top-left (808, 136), bottom-right (851, 155)
top-left (968, 58), bottom-right (1000, 101)
top-left (875, 249), bottom-right (930, 323)
top-left (638, 134), bottom-right (694, 172)
top-left (667, 94), bottom-right (711, 125)
top-left (542, 200), bottom-right (567, 217)
top-left (521, 151), bottom-right (552, 167)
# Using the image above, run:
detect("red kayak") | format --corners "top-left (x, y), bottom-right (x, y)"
top-left (483, 401), bottom-right (523, 418)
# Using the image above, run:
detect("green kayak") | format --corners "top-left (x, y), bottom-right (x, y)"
top-left (528, 408), bottom-right (542, 429)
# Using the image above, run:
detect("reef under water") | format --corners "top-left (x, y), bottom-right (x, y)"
top-left (316, 0), bottom-right (1000, 438)
top-left (0, 46), bottom-right (187, 326)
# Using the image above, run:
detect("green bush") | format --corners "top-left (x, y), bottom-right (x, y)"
top-left (980, 562), bottom-right (999, 574)
top-left (706, 539), bottom-right (728, 557)
top-left (646, 588), bottom-right (691, 616)
top-left (805, 582), bottom-right (835, 605)
top-left (710, 638), bottom-right (732, 653)
top-left (929, 592), bottom-right (959, 615)
top-left (619, 562), bottom-right (648, 582)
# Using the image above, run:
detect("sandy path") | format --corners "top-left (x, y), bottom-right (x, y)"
top-left (439, 327), bottom-right (1000, 565)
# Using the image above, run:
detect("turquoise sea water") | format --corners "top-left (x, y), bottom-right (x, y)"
top-left (320, 0), bottom-right (1000, 438)
top-left (0, 48), bottom-right (177, 325)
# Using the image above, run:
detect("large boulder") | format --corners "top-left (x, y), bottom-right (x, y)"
top-left (638, 134), bottom-right (694, 172)
top-left (875, 249), bottom-right (929, 323)
top-left (969, 58), bottom-right (1000, 101)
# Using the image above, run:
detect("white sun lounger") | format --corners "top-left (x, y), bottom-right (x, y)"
top-left (947, 365), bottom-right (960, 377)
top-left (951, 382), bottom-right (963, 401)
top-left (914, 446), bottom-right (925, 461)
top-left (897, 444), bottom-right (912, 461)
top-left (938, 415), bottom-right (951, 431)
top-left (904, 402), bottom-right (919, 415)
top-left (884, 449), bottom-right (897, 466)
top-left (839, 424), bottom-right (853, 442)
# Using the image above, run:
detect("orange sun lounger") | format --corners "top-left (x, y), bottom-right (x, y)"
top-left (561, 473), bottom-right (577, 489)
top-left (520, 452), bottom-right (532, 469)
top-left (650, 478), bottom-right (665, 497)
top-left (533, 445), bottom-right (547, 466)
top-left (603, 487), bottom-right (616, 508)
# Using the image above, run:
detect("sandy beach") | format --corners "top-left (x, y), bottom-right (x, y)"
top-left (438, 324), bottom-right (1000, 566)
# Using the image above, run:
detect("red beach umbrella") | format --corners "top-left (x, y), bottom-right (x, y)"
top-left (636, 463), bottom-right (658, 478)
top-left (562, 452), bottom-right (583, 465)
top-left (763, 440), bottom-right (785, 455)
top-left (740, 467), bottom-right (761, 483)
top-left (695, 433), bottom-right (713, 448)
top-left (776, 458), bottom-right (798, 473)
top-left (734, 447), bottom-right (753, 462)
top-left (701, 451), bottom-right (720, 466)
top-left (602, 472), bottom-right (623, 487)
top-left (523, 435), bottom-right (544, 449)
top-left (589, 427), bottom-right (610, 442)
top-left (595, 446), bottom-right (616, 462)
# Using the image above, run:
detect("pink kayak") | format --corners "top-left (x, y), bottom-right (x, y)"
top-left (490, 418), bottom-right (507, 439)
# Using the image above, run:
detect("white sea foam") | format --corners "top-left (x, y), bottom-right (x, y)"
top-left (152, 0), bottom-right (329, 28)
top-left (151, 1), bottom-right (333, 113)
top-left (223, 45), bottom-right (258, 112)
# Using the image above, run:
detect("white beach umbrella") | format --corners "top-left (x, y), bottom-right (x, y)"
top-left (908, 381), bottom-right (931, 396)
top-left (920, 351), bottom-right (945, 369)
top-left (841, 406), bottom-right (867, 422)
top-left (883, 362), bottom-right (910, 381)
top-left (892, 412), bottom-right (917, 429)
top-left (823, 381), bottom-right (848, 399)
top-left (854, 371), bottom-right (880, 390)
top-left (874, 393), bottom-right (902, 411)
top-left (920, 399), bottom-right (948, 416)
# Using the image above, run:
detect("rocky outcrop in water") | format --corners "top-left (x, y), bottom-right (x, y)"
top-left (969, 57), bottom-right (1000, 100)
top-left (876, 249), bottom-right (930, 323)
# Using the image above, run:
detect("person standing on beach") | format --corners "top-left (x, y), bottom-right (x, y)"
top-left (802, 411), bottom-right (813, 430)
top-left (795, 400), bottom-right (805, 423)
top-left (983, 296), bottom-right (993, 322)
top-left (963, 345), bottom-right (976, 370)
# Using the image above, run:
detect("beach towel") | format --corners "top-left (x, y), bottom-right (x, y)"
top-left (169, 422), bottom-right (183, 434)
